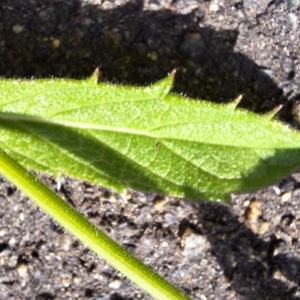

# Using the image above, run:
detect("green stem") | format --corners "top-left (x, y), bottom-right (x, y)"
top-left (0, 147), bottom-right (190, 300)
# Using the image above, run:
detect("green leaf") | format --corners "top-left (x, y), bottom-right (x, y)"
top-left (0, 71), bottom-right (300, 201)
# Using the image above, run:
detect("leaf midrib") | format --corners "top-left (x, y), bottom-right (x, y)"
top-left (0, 111), bottom-right (295, 150)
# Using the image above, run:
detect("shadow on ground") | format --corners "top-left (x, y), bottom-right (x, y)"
top-left (185, 200), bottom-right (300, 300)
top-left (0, 0), bottom-right (290, 117)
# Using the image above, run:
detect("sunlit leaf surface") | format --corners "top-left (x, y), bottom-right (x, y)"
top-left (1, 71), bottom-right (300, 201)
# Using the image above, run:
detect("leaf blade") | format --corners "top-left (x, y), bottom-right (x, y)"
top-left (1, 73), bottom-right (300, 201)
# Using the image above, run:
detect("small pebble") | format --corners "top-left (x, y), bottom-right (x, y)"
top-left (7, 254), bottom-right (18, 268)
top-left (61, 277), bottom-right (70, 287)
top-left (12, 24), bottom-right (24, 33)
top-left (73, 275), bottom-right (81, 285)
top-left (258, 221), bottom-right (269, 234)
top-left (108, 279), bottom-right (122, 289)
top-left (19, 212), bottom-right (25, 221)
top-left (271, 186), bottom-right (281, 196)
top-left (154, 197), bottom-right (165, 210)
top-left (288, 13), bottom-right (297, 30)
top-left (52, 39), bottom-right (60, 48)
top-left (59, 234), bottom-right (73, 252)
top-left (281, 192), bottom-right (291, 202)
top-left (0, 229), bottom-right (7, 237)
top-left (245, 199), bottom-right (261, 221)
top-left (209, 1), bottom-right (219, 12)
top-left (17, 262), bottom-right (28, 278)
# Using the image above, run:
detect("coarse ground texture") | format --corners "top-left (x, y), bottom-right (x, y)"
top-left (1, 0), bottom-right (300, 299)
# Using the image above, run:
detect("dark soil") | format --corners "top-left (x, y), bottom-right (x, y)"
top-left (1, 0), bottom-right (300, 299)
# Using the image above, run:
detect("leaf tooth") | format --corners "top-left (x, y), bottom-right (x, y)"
top-left (264, 105), bottom-right (282, 120)
top-left (227, 95), bottom-right (242, 109)
top-left (169, 69), bottom-right (176, 79)
top-left (86, 68), bottom-right (100, 84)
top-left (145, 70), bottom-right (175, 99)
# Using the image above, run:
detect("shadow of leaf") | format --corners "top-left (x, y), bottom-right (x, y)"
top-left (193, 200), bottom-right (300, 300)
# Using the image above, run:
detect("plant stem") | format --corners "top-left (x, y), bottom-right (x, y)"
top-left (0, 147), bottom-right (190, 300)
